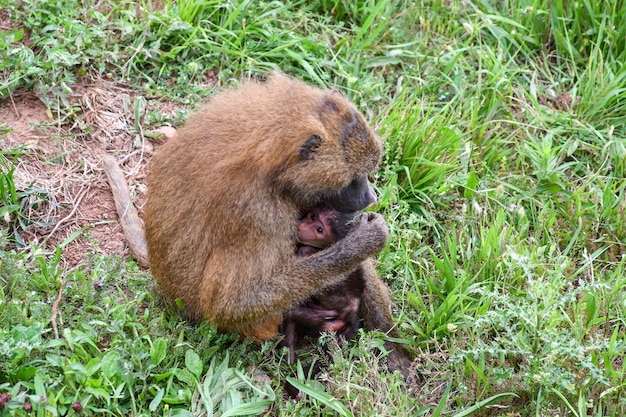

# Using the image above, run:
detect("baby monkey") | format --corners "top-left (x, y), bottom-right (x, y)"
top-left (281, 204), bottom-right (365, 397)
top-left (296, 205), bottom-right (351, 256)
top-left (292, 204), bottom-right (363, 338)
top-left (291, 204), bottom-right (364, 338)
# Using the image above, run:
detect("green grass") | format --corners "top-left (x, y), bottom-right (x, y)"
top-left (1, 0), bottom-right (625, 415)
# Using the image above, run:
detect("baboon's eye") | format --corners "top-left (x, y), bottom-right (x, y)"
top-left (317, 227), bottom-right (324, 234)
top-left (299, 134), bottom-right (322, 160)
top-left (310, 213), bottom-right (317, 220)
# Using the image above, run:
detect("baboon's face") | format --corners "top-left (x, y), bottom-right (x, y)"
top-left (297, 208), bottom-right (337, 248)
top-left (324, 176), bottom-right (376, 213)
top-left (288, 93), bottom-right (381, 213)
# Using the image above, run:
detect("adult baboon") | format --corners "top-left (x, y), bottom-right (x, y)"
top-left (144, 73), bottom-right (411, 372)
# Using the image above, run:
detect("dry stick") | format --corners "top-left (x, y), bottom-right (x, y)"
top-left (102, 153), bottom-right (149, 268)
top-left (51, 277), bottom-right (65, 339)
top-left (46, 186), bottom-right (90, 242)
top-left (8, 90), bottom-right (19, 118)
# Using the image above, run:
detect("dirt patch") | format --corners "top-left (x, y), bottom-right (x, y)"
top-left (0, 83), bottom-right (180, 270)
top-left (1, 93), bottom-right (50, 139)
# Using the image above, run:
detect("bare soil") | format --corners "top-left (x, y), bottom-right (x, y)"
top-left (1, 83), bottom-right (181, 270)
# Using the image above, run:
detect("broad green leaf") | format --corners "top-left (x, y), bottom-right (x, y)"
top-left (150, 338), bottom-right (168, 366)
top-left (185, 349), bottom-right (203, 380)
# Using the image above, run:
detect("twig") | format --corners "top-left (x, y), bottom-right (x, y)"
top-left (46, 186), bottom-right (90, 243)
top-left (50, 276), bottom-right (66, 339)
top-left (8, 90), bottom-right (19, 118)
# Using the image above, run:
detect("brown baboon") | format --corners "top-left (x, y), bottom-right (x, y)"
top-left (282, 204), bottom-right (364, 398)
top-left (284, 203), bottom-right (363, 343)
top-left (290, 203), bottom-right (363, 340)
top-left (144, 73), bottom-right (411, 374)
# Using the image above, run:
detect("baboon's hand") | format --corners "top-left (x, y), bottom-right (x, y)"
top-left (347, 212), bottom-right (389, 256)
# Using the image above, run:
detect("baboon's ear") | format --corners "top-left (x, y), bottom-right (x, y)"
top-left (341, 109), bottom-right (369, 146)
top-left (319, 90), bottom-right (347, 119)
top-left (299, 134), bottom-right (322, 160)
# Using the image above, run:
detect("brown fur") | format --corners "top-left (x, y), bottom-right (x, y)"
top-left (144, 74), bottom-right (410, 373)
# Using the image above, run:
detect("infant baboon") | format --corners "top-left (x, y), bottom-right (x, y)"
top-left (144, 73), bottom-right (411, 376)
top-left (283, 204), bottom-right (364, 357)
top-left (296, 203), bottom-right (354, 256)
top-left (282, 204), bottom-right (364, 398)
